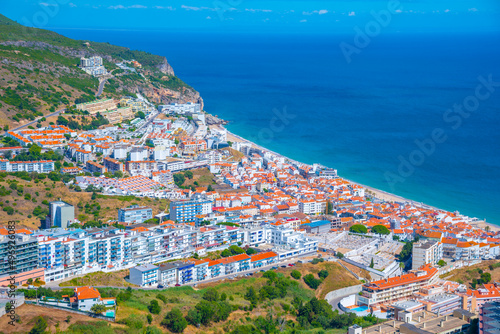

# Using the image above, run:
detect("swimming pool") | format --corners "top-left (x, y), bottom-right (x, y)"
top-left (352, 306), bottom-right (369, 312)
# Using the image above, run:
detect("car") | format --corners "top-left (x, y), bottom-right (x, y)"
top-left (175, 284), bottom-right (181, 287)
top-left (288, 263), bottom-right (294, 267)
top-left (248, 273), bottom-right (254, 276)
top-left (280, 265), bottom-right (287, 268)
top-left (260, 270), bottom-right (266, 273)
top-left (271, 267), bottom-right (278, 270)
top-left (157, 284), bottom-right (164, 289)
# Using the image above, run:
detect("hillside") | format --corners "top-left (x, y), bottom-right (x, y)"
top-left (439, 260), bottom-right (500, 288)
top-left (9, 263), bottom-right (371, 334)
top-left (0, 13), bottom-right (202, 129)
top-left (0, 174), bottom-right (169, 229)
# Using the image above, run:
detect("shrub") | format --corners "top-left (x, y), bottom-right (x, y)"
top-left (161, 308), bottom-right (187, 333)
top-left (303, 274), bottom-right (322, 289)
top-left (148, 300), bottom-right (161, 314)
top-left (318, 270), bottom-right (329, 279)
top-left (156, 294), bottom-right (167, 304)
top-left (291, 270), bottom-right (301, 280)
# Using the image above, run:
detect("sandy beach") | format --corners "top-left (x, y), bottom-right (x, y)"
top-left (213, 125), bottom-right (499, 233)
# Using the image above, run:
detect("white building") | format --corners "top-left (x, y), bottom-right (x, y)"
top-left (412, 240), bottom-right (443, 270)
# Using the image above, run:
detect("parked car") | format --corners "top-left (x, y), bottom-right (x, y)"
top-left (280, 265), bottom-right (287, 268)
top-left (175, 284), bottom-right (181, 287)
top-left (248, 273), bottom-right (253, 276)
top-left (157, 284), bottom-right (164, 289)
top-left (288, 263), bottom-right (294, 267)
top-left (28, 285), bottom-right (36, 290)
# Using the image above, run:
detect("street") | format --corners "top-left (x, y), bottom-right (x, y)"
top-left (3, 109), bottom-right (64, 135)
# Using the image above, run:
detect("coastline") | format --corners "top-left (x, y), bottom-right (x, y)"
top-left (215, 125), bottom-right (500, 233)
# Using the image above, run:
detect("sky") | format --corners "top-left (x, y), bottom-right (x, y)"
top-left (1, 0), bottom-right (500, 34)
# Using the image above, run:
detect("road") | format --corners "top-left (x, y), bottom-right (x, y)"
top-left (3, 109), bottom-right (64, 135)
top-left (96, 78), bottom-right (107, 97)
top-left (328, 295), bottom-right (347, 314)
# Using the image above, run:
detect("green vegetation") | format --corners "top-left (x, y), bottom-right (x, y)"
top-left (291, 269), bottom-right (302, 280)
top-left (90, 303), bottom-right (106, 315)
top-left (221, 245), bottom-right (245, 257)
top-left (29, 316), bottom-right (48, 334)
top-left (371, 225), bottom-right (390, 235)
top-left (162, 308), bottom-right (188, 333)
top-left (57, 113), bottom-right (109, 131)
top-left (0, 13), bottom-right (199, 128)
top-left (438, 259), bottom-right (447, 267)
top-left (349, 224), bottom-right (368, 234)
top-left (303, 274), bottom-right (323, 290)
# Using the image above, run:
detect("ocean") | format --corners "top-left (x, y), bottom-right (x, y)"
top-left (53, 29), bottom-right (500, 225)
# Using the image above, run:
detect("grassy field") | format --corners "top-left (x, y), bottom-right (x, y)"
top-left (439, 260), bottom-right (500, 288)
top-left (177, 168), bottom-right (217, 188)
top-left (107, 275), bottom-right (315, 333)
top-left (221, 147), bottom-right (245, 162)
top-left (0, 175), bottom-right (169, 229)
top-left (259, 261), bottom-right (360, 299)
top-left (59, 270), bottom-right (136, 287)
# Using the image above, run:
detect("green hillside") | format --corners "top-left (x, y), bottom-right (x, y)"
top-left (0, 13), bottom-right (199, 129)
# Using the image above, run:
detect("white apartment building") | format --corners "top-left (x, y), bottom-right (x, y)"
top-left (412, 240), bottom-right (443, 270)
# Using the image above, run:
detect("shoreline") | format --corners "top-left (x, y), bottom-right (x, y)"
top-left (215, 125), bottom-right (500, 233)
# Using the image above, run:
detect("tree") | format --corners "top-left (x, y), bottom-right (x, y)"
top-left (29, 316), bottom-right (48, 334)
top-left (336, 251), bottom-right (344, 259)
top-left (246, 248), bottom-right (257, 255)
top-left (481, 272), bottom-right (492, 284)
top-left (184, 170), bottom-right (193, 179)
top-left (162, 308), bottom-right (188, 333)
top-left (186, 308), bottom-right (202, 326)
top-left (148, 299), bottom-right (161, 314)
top-left (327, 201), bottom-right (333, 214)
top-left (291, 270), bottom-right (301, 280)
top-left (195, 300), bottom-right (215, 325)
top-left (228, 245), bottom-right (245, 255)
top-left (370, 258), bottom-right (375, 268)
top-left (244, 286), bottom-right (258, 306)
top-left (350, 224), bottom-right (368, 234)
top-left (90, 303), bottom-right (106, 315)
top-left (3, 150), bottom-right (12, 159)
top-left (29, 144), bottom-right (42, 157)
top-left (303, 274), bottom-right (322, 289)
top-left (207, 184), bottom-right (214, 192)
top-left (203, 288), bottom-right (219, 302)
top-left (221, 249), bottom-right (231, 257)
top-left (173, 173), bottom-right (185, 187)
top-left (318, 270), bottom-right (329, 279)
top-left (220, 292), bottom-right (227, 301)
top-left (371, 225), bottom-right (390, 235)
top-left (437, 259), bottom-right (447, 267)
top-left (137, 111), bottom-right (146, 119)
top-left (147, 314), bottom-right (153, 324)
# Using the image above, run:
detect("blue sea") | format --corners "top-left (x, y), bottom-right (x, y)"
top-left (53, 29), bottom-right (500, 225)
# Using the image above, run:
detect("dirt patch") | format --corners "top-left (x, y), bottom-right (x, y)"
top-left (0, 303), bottom-right (126, 333)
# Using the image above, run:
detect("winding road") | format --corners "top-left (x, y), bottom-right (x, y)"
top-left (2, 109), bottom-right (64, 135)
